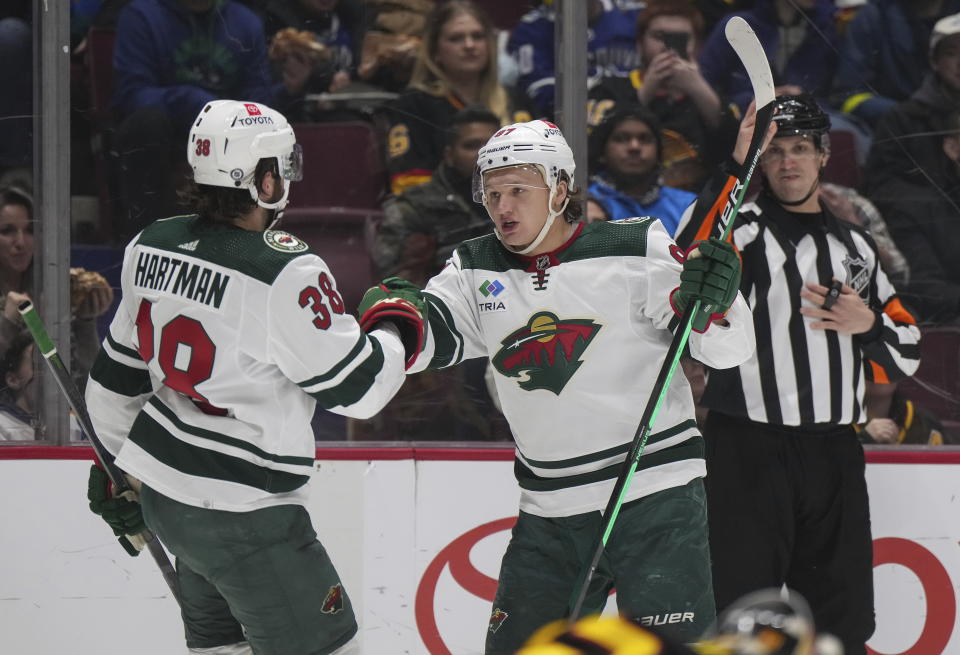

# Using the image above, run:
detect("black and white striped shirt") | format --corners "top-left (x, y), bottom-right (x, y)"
top-left (676, 171), bottom-right (921, 426)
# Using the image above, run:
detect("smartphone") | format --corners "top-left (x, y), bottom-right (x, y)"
top-left (660, 31), bottom-right (690, 60)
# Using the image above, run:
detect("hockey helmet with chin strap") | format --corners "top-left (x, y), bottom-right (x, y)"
top-left (188, 100), bottom-right (303, 214)
top-left (472, 119), bottom-right (576, 255)
top-left (695, 588), bottom-right (818, 655)
top-left (770, 94), bottom-right (831, 150)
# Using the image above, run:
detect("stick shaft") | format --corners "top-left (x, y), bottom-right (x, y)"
top-left (19, 300), bottom-right (182, 606)
top-left (567, 18), bottom-right (775, 620)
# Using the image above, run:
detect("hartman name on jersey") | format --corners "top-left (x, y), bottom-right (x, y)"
top-left (133, 248), bottom-right (230, 309)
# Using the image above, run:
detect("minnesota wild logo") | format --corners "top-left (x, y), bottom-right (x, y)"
top-left (492, 312), bottom-right (601, 394)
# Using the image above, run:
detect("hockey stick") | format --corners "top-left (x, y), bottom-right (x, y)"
top-left (18, 300), bottom-right (182, 607)
top-left (567, 16), bottom-right (775, 621)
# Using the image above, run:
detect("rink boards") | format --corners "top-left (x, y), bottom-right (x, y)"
top-left (0, 446), bottom-right (958, 654)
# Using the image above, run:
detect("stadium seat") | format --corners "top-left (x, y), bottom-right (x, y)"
top-left (896, 326), bottom-right (960, 442)
top-left (281, 207), bottom-right (383, 314)
top-left (485, 1), bottom-right (536, 30)
top-left (290, 122), bottom-right (387, 209)
top-left (822, 129), bottom-right (861, 190)
top-left (84, 27), bottom-right (119, 241)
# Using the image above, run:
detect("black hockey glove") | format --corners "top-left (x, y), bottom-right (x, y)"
top-left (670, 238), bottom-right (741, 333)
top-left (358, 276), bottom-right (429, 369)
top-left (87, 464), bottom-right (145, 556)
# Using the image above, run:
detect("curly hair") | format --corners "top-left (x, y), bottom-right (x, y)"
top-left (178, 159), bottom-right (279, 223)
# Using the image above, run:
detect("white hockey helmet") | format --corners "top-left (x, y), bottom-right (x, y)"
top-left (187, 100), bottom-right (303, 212)
top-left (472, 120), bottom-right (576, 255)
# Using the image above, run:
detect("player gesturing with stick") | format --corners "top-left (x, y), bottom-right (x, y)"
top-left (361, 99), bottom-right (772, 650)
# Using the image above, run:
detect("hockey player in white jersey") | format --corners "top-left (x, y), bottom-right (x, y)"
top-left (83, 100), bottom-right (427, 655)
top-left (370, 119), bottom-right (762, 652)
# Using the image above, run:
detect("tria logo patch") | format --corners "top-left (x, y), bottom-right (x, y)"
top-left (244, 103), bottom-right (262, 116)
top-left (321, 583), bottom-right (345, 614)
top-left (492, 311), bottom-right (601, 394)
top-left (479, 279), bottom-right (504, 297)
top-left (488, 608), bottom-right (509, 633)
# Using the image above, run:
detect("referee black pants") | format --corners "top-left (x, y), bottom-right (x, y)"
top-left (703, 411), bottom-right (875, 655)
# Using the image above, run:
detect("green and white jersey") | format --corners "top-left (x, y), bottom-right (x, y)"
top-left (85, 215), bottom-right (406, 512)
top-left (410, 218), bottom-right (755, 517)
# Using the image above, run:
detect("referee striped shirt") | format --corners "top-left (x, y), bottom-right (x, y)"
top-left (676, 167), bottom-right (921, 426)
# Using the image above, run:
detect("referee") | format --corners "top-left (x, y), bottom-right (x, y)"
top-left (676, 94), bottom-right (921, 655)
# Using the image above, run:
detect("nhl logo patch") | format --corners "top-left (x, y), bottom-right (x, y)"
top-left (264, 230), bottom-right (308, 253)
top-left (842, 254), bottom-right (870, 301)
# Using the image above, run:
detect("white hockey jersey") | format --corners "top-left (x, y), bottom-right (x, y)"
top-left (85, 215), bottom-right (407, 512)
top-left (409, 218), bottom-right (755, 517)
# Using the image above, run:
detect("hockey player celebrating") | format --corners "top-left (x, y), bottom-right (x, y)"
top-left (83, 100), bottom-right (427, 655)
top-left (366, 118), bottom-right (768, 653)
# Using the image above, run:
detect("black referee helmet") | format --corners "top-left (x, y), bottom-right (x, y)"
top-left (770, 94), bottom-right (831, 151)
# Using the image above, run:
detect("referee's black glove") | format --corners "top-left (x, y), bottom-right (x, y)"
top-left (670, 238), bottom-right (741, 333)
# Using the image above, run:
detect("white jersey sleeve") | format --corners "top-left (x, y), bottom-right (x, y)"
top-left (407, 251), bottom-right (488, 373)
top-left (636, 220), bottom-right (755, 370)
top-left (266, 255), bottom-right (406, 419)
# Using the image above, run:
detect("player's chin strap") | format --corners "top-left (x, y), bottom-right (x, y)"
top-left (248, 179), bottom-right (290, 231)
top-left (769, 175), bottom-right (821, 208)
top-left (495, 188), bottom-right (570, 255)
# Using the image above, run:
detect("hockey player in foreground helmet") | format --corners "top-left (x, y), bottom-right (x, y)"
top-left (472, 119), bottom-right (583, 255)
top-left (515, 589), bottom-right (843, 655)
top-left (186, 99), bottom-right (303, 229)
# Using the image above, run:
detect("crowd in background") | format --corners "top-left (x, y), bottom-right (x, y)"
top-left (0, 0), bottom-right (957, 443)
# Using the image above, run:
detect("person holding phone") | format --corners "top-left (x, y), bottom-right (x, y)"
top-left (588, 0), bottom-right (738, 192)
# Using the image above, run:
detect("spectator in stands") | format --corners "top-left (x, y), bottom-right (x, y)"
top-left (258, 0), bottom-right (365, 98)
top-left (374, 107), bottom-right (499, 286)
top-left (111, 0), bottom-right (311, 239)
top-left (869, 108), bottom-right (960, 325)
top-left (0, 330), bottom-right (37, 441)
top-left (589, 0), bottom-right (739, 191)
top-left (0, 1), bottom-right (32, 181)
top-left (355, 0), bottom-right (433, 94)
top-left (0, 187), bottom-right (113, 390)
top-left (381, 0), bottom-right (531, 196)
top-left (832, 0), bottom-right (960, 129)
top-left (358, 106), bottom-right (509, 443)
top-left (699, 0), bottom-right (838, 113)
top-left (508, 0), bottom-right (643, 118)
top-left (587, 106), bottom-right (696, 235)
top-left (864, 13), bottom-right (960, 194)
top-left (695, 0), bottom-right (755, 36)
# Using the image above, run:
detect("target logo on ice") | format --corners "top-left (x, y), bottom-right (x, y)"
top-left (415, 517), bottom-right (516, 655)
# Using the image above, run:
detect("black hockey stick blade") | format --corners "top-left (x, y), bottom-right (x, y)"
top-left (18, 301), bottom-right (182, 607)
top-left (566, 16), bottom-right (774, 622)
